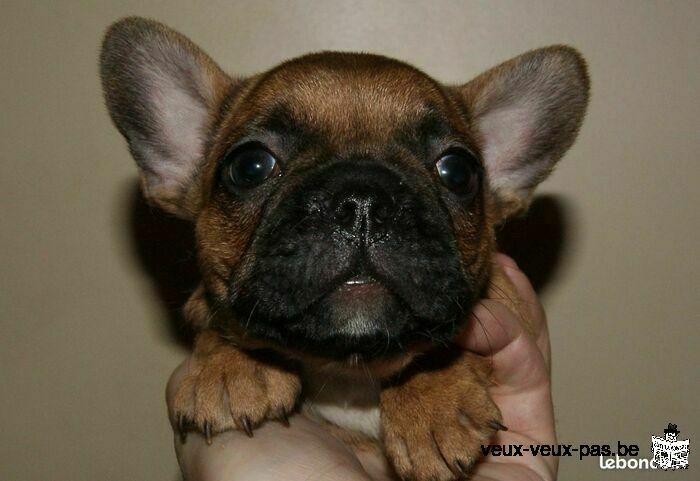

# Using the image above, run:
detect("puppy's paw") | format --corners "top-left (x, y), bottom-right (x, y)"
top-left (173, 331), bottom-right (301, 442)
top-left (380, 351), bottom-right (502, 481)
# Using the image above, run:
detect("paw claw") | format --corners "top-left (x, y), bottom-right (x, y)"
top-left (177, 414), bottom-right (188, 443)
top-left (204, 421), bottom-right (213, 445)
top-left (240, 417), bottom-right (254, 437)
top-left (455, 459), bottom-right (473, 478)
top-left (489, 420), bottom-right (508, 431)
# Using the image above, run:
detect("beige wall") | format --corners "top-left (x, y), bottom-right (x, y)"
top-left (1, 1), bottom-right (698, 480)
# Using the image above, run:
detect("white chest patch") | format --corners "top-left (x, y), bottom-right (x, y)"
top-left (301, 368), bottom-right (381, 439)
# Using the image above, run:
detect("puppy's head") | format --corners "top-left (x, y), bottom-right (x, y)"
top-left (101, 18), bottom-right (588, 362)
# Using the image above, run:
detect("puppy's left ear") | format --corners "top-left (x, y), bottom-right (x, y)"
top-left (458, 46), bottom-right (589, 220)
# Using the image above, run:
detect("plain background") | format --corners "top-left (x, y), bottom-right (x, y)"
top-left (1, 1), bottom-right (698, 480)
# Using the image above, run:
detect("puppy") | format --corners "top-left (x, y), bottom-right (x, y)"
top-left (101, 17), bottom-right (588, 480)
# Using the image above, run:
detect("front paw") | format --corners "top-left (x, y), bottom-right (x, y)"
top-left (381, 352), bottom-right (503, 481)
top-left (173, 332), bottom-right (301, 442)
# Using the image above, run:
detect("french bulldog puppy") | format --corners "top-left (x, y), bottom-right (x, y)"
top-left (101, 17), bottom-right (588, 481)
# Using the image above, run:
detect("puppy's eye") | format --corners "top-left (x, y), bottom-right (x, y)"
top-left (223, 146), bottom-right (280, 188)
top-left (435, 150), bottom-right (480, 197)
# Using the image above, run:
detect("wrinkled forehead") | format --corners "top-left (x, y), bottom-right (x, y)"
top-left (238, 53), bottom-right (461, 146)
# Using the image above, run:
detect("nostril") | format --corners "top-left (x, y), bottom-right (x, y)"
top-left (372, 202), bottom-right (391, 224)
top-left (336, 199), bottom-right (358, 225)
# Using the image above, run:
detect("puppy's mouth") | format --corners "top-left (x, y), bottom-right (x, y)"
top-left (342, 273), bottom-right (377, 286)
top-left (229, 248), bottom-right (473, 360)
top-left (300, 265), bottom-right (397, 313)
top-left (338, 272), bottom-right (383, 294)
top-left (332, 273), bottom-right (390, 306)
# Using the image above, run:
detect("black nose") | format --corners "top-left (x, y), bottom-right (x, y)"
top-left (333, 187), bottom-right (393, 233)
top-left (306, 162), bottom-right (402, 240)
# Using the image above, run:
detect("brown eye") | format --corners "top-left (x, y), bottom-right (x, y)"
top-left (435, 150), bottom-right (481, 198)
top-left (224, 145), bottom-right (280, 188)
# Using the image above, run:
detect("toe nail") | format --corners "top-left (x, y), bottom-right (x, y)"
top-left (241, 417), bottom-right (254, 437)
top-left (204, 422), bottom-right (212, 445)
top-left (489, 420), bottom-right (508, 431)
top-left (279, 412), bottom-right (290, 427)
top-left (456, 459), bottom-right (474, 477)
top-left (177, 415), bottom-right (188, 443)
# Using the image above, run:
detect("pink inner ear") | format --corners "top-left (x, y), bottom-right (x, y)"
top-left (143, 55), bottom-right (210, 191)
top-left (478, 101), bottom-right (538, 196)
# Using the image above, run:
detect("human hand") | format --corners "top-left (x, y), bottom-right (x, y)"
top-left (166, 253), bottom-right (556, 481)
top-left (456, 254), bottom-right (557, 481)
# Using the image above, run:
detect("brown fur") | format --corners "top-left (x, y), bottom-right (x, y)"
top-left (381, 351), bottom-right (500, 480)
top-left (101, 17), bottom-right (588, 480)
top-left (174, 330), bottom-right (301, 438)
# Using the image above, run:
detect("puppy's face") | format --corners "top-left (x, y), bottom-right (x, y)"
top-left (101, 18), bottom-right (588, 362)
top-left (200, 56), bottom-right (489, 359)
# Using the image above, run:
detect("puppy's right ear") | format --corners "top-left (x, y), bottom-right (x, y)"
top-left (100, 17), bottom-right (232, 219)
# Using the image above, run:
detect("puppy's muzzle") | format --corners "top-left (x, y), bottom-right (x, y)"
top-left (231, 159), bottom-right (470, 359)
